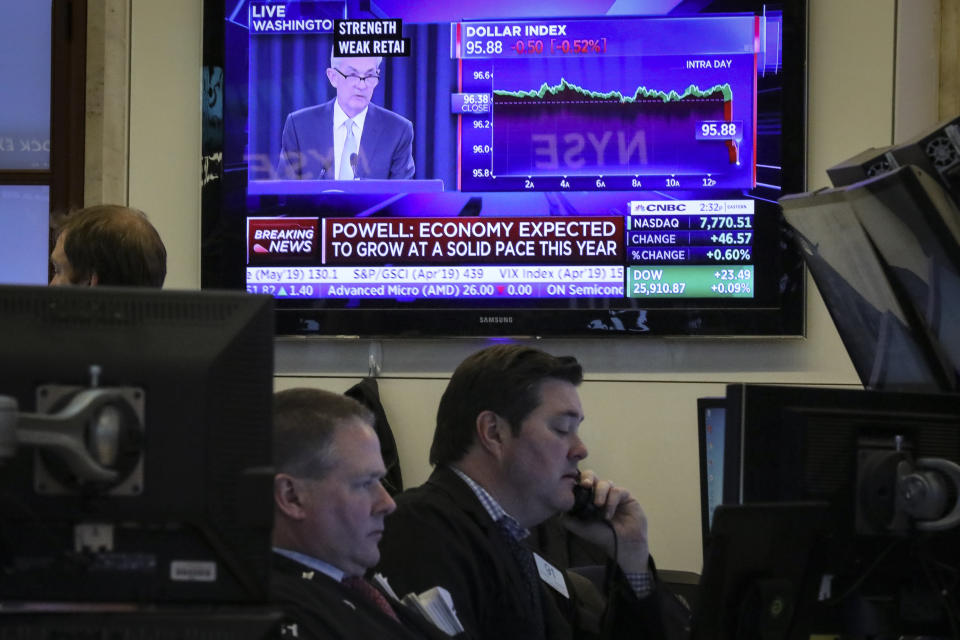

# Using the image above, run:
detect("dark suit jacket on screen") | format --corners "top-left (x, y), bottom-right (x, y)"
top-left (375, 466), bottom-right (666, 640)
top-left (277, 99), bottom-right (415, 180)
top-left (270, 553), bottom-right (452, 640)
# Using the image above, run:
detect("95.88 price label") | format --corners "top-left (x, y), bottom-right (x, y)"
top-left (627, 265), bottom-right (753, 299)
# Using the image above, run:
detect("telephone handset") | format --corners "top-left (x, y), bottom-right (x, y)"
top-left (569, 480), bottom-right (605, 521)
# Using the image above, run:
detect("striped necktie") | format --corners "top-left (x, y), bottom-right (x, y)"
top-left (341, 575), bottom-right (400, 621)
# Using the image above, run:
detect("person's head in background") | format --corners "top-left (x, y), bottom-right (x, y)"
top-left (49, 204), bottom-right (167, 287)
top-left (327, 49), bottom-right (383, 119)
top-left (430, 343), bottom-right (585, 468)
top-left (429, 344), bottom-right (588, 527)
top-left (272, 388), bottom-right (396, 576)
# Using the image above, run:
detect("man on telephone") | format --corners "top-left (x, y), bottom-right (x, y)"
top-left (376, 344), bottom-right (669, 639)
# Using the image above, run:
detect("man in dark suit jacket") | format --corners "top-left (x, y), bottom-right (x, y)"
top-left (376, 345), bottom-right (669, 640)
top-left (277, 54), bottom-right (415, 180)
top-left (271, 388), bottom-right (453, 640)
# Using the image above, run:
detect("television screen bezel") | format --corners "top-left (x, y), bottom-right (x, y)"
top-left (200, 0), bottom-right (807, 338)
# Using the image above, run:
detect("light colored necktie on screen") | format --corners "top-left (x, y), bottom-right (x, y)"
top-left (339, 118), bottom-right (357, 180)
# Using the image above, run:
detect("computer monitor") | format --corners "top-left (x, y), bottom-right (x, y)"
top-left (691, 502), bottom-right (830, 640)
top-left (724, 383), bottom-right (960, 636)
top-left (827, 115), bottom-right (960, 205)
top-left (845, 165), bottom-right (960, 384)
top-left (697, 396), bottom-right (727, 545)
top-left (780, 187), bottom-right (954, 391)
top-left (0, 285), bottom-right (275, 604)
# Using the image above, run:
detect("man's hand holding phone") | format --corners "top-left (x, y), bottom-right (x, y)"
top-left (564, 469), bottom-right (651, 575)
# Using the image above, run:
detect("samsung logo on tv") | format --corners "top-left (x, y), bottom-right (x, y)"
top-left (479, 316), bottom-right (514, 324)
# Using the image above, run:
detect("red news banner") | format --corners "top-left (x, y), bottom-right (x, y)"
top-left (322, 216), bottom-right (624, 265)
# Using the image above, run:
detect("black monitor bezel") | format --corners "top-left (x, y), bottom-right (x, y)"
top-left (724, 383), bottom-right (960, 506)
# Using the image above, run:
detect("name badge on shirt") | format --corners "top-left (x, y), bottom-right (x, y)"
top-left (533, 552), bottom-right (569, 598)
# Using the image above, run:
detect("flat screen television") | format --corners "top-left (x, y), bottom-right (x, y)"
top-left (201, 0), bottom-right (807, 337)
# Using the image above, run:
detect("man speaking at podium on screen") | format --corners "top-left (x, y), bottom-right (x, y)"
top-left (277, 51), bottom-right (415, 181)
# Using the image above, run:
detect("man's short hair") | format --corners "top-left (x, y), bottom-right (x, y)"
top-left (429, 345), bottom-right (583, 466)
top-left (329, 47), bottom-right (382, 71)
top-left (273, 388), bottom-right (375, 479)
top-left (55, 204), bottom-right (167, 287)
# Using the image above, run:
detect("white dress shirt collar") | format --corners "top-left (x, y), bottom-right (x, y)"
top-left (273, 546), bottom-right (345, 582)
top-left (333, 99), bottom-right (368, 133)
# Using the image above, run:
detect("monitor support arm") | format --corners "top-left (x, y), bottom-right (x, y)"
top-left (895, 457), bottom-right (960, 532)
top-left (0, 390), bottom-right (127, 485)
top-left (857, 435), bottom-right (960, 535)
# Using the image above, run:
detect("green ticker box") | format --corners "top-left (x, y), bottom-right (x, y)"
top-left (627, 265), bottom-right (754, 298)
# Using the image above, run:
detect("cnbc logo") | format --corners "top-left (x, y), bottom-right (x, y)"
top-left (247, 217), bottom-right (318, 262)
top-left (630, 202), bottom-right (687, 214)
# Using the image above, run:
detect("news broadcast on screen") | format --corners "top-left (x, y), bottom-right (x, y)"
top-left (202, 0), bottom-right (805, 336)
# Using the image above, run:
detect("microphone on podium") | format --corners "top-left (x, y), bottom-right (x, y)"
top-left (350, 153), bottom-right (359, 179)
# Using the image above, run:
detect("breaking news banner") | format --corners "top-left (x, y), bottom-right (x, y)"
top-left (334, 19), bottom-right (410, 57)
top-left (248, 217), bottom-right (318, 263)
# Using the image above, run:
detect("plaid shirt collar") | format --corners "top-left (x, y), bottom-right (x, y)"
top-left (450, 466), bottom-right (530, 541)
top-left (449, 467), bottom-right (654, 598)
